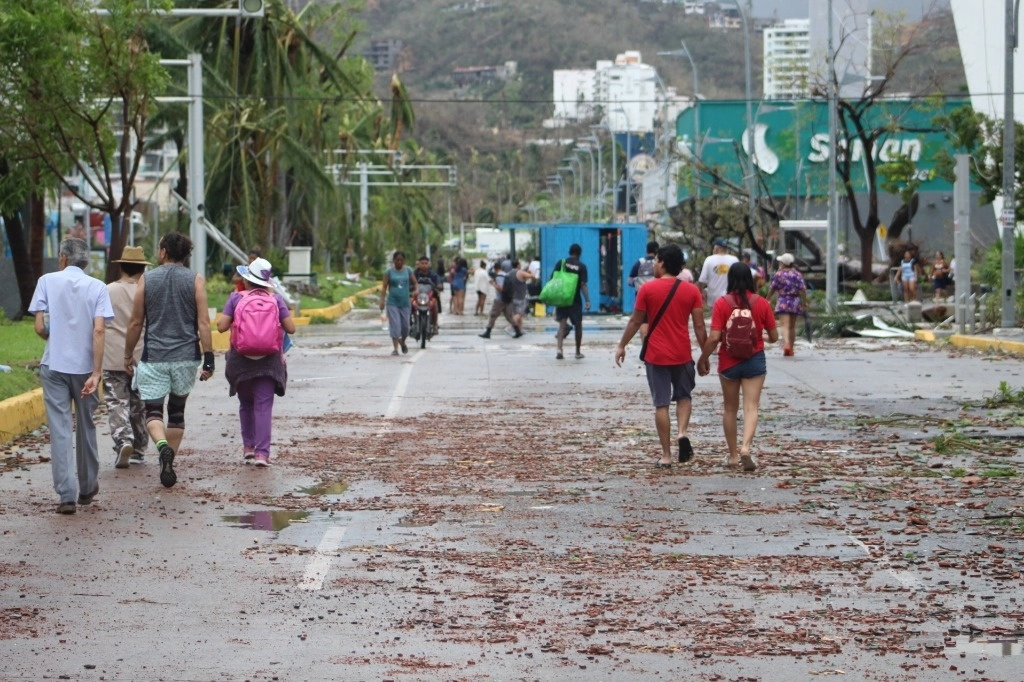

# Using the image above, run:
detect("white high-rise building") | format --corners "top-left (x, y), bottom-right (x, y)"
top-left (764, 19), bottom-right (811, 99)
top-left (550, 51), bottom-right (672, 133)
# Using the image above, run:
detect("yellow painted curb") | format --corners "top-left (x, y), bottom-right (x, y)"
top-left (915, 330), bottom-right (939, 342)
top-left (0, 388), bottom-right (45, 446)
top-left (950, 334), bottom-right (1024, 356)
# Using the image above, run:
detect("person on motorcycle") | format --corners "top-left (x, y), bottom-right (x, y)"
top-left (413, 256), bottom-right (441, 331)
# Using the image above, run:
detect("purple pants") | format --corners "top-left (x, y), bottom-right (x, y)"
top-left (236, 376), bottom-right (276, 457)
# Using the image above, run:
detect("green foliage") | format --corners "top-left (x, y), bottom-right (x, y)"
top-left (205, 275), bottom-right (236, 312)
top-left (982, 381), bottom-right (1024, 408)
top-left (980, 467), bottom-right (1018, 478)
top-left (0, 320), bottom-right (45, 402)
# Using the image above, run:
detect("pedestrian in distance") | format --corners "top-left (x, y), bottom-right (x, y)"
top-left (895, 248), bottom-right (922, 303)
top-left (506, 258), bottom-right (536, 336)
top-left (29, 237), bottom-right (115, 514)
top-left (930, 250), bottom-right (952, 301)
top-left (478, 259), bottom-right (518, 338)
top-left (450, 257), bottom-right (469, 315)
top-left (697, 262), bottom-right (778, 472)
top-left (216, 257), bottom-right (297, 467)
top-left (124, 232), bottom-right (215, 489)
top-left (553, 243), bottom-right (590, 360)
top-left (766, 253), bottom-right (807, 357)
top-left (628, 240), bottom-right (659, 290)
top-left (697, 238), bottom-right (739, 310)
top-left (615, 244), bottom-right (707, 469)
top-left (103, 245), bottom-right (151, 469)
top-left (380, 251), bottom-right (416, 355)
top-left (473, 259), bottom-right (490, 316)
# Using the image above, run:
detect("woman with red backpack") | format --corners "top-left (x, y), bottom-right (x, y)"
top-left (697, 262), bottom-right (778, 472)
top-left (215, 257), bottom-right (296, 467)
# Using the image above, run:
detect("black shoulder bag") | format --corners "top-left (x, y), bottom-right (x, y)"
top-left (638, 279), bottom-right (681, 362)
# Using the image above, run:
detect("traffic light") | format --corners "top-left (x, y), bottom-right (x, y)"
top-left (239, 0), bottom-right (265, 18)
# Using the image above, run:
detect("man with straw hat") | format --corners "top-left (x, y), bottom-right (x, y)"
top-left (103, 245), bottom-right (151, 468)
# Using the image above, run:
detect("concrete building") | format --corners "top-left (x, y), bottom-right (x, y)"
top-left (550, 51), bottom-right (684, 134)
top-left (764, 18), bottom-right (811, 99)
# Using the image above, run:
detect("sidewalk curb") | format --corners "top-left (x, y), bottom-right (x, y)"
top-left (915, 329), bottom-right (1024, 355)
top-left (0, 388), bottom-right (45, 446)
top-left (0, 285), bottom-right (382, 446)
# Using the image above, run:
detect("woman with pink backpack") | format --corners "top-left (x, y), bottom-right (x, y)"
top-left (215, 257), bottom-right (296, 467)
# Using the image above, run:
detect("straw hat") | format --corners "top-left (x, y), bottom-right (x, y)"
top-left (112, 245), bottom-right (151, 265)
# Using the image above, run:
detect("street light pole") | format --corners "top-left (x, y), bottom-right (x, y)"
top-left (1001, 0), bottom-right (1017, 327)
top-left (730, 0), bottom-right (756, 231)
top-left (658, 42), bottom-right (700, 233)
top-left (826, 0), bottom-right (840, 311)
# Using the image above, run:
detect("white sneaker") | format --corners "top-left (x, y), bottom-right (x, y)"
top-left (115, 442), bottom-right (133, 469)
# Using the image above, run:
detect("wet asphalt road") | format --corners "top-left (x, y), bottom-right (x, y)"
top-left (1, 304), bottom-right (1022, 681)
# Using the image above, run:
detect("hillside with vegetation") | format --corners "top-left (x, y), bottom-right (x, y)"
top-left (350, 0), bottom-right (967, 226)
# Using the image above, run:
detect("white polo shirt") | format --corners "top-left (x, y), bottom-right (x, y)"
top-left (29, 266), bottom-right (114, 374)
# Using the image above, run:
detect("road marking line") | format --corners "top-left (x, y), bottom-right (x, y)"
top-left (379, 350), bottom-right (423, 427)
top-left (298, 525), bottom-right (348, 591)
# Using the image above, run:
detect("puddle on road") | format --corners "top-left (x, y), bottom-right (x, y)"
top-left (299, 480), bottom-right (349, 496)
top-left (221, 510), bottom-right (310, 531)
top-left (949, 635), bottom-right (1023, 657)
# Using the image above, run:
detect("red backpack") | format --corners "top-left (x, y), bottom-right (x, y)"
top-left (723, 294), bottom-right (759, 360)
top-left (231, 289), bottom-right (283, 355)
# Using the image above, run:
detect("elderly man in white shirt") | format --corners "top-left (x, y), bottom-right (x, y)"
top-left (29, 238), bottom-right (114, 514)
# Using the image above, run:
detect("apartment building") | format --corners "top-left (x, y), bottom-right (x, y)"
top-left (764, 19), bottom-right (811, 100)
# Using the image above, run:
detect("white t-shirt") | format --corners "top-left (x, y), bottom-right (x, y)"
top-left (473, 266), bottom-right (491, 294)
top-left (698, 254), bottom-right (738, 306)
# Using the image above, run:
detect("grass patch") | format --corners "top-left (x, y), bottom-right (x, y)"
top-left (982, 381), bottom-right (1024, 408)
top-left (0, 319), bottom-right (45, 402)
top-left (980, 467), bottom-right (1018, 478)
top-left (308, 315), bottom-right (334, 325)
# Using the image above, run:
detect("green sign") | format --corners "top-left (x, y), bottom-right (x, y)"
top-left (674, 99), bottom-right (968, 198)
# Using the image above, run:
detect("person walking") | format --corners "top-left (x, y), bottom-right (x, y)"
top-left (930, 250), bottom-right (951, 301)
top-left (697, 262), bottom-right (778, 472)
top-left (697, 238), bottom-right (738, 310)
top-left (766, 253), bottom-right (807, 357)
top-left (473, 260), bottom-right (490, 316)
top-left (553, 243), bottom-right (590, 360)
top-left (506, 259), bottom-right (536, 337)
top-left (380, 251), bottom-right (416, 355)
top-left (103, 245), bottom-right (151, 468)
top-left (895, 249), bottom-right (922, 303)
top-left (29, 238), bottom-right (114, 514)
top-left (478, 259), bottom-right (517, 338)
top-left (628, 240), bottom-right (659, 290)
top-left (216, 257), bottom-right (297, 467)
top-left (615, 244), bottom-right (707, 469)
top-left (123, 232), bottom-right (215, 489)
top-left (450, 257), bottom-right (469, 315)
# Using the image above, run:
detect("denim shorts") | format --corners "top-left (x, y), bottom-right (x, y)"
top-left (719, 350), bottom-right (767, 381)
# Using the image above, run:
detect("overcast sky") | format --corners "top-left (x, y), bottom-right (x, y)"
top-left (750, 0), bottom-right (950, 20)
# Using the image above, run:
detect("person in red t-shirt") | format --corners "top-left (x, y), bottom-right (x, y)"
top-left (697, 262), bottom-right (778, 472)
top-left (615, 244), bottom-right (707, 469)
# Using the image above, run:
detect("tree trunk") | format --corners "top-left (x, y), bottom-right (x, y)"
top-left (2, 211), bottom-right (37, 318)
top-left (28, 192), bottom-right (45, 280)
top-left (104, 207), bottom-right (127, 283)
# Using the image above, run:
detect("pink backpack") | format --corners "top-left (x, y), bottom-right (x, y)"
top-left (231, 289), bottom-right (283, 355)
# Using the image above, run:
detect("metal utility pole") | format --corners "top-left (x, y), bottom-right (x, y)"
top-left (826, 0), bottom-right (840, 311)
top-left (954, 154), bottom-right (972, 333)
top-left (659, 42), bottom-right (701, 234)
top-left (1001, 0), bottom-right (1017, 327)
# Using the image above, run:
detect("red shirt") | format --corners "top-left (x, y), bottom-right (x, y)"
top-left (634, 277), bottom-right (704, 366)
top-left (710, 293), bottom-right (777, 372)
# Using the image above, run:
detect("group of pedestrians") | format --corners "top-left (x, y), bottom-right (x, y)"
top-left (31, 232), bottom-right (294, 514)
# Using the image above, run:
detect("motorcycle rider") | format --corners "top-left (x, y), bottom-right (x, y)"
top-left (413, 256), bottom-right (441, 332)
